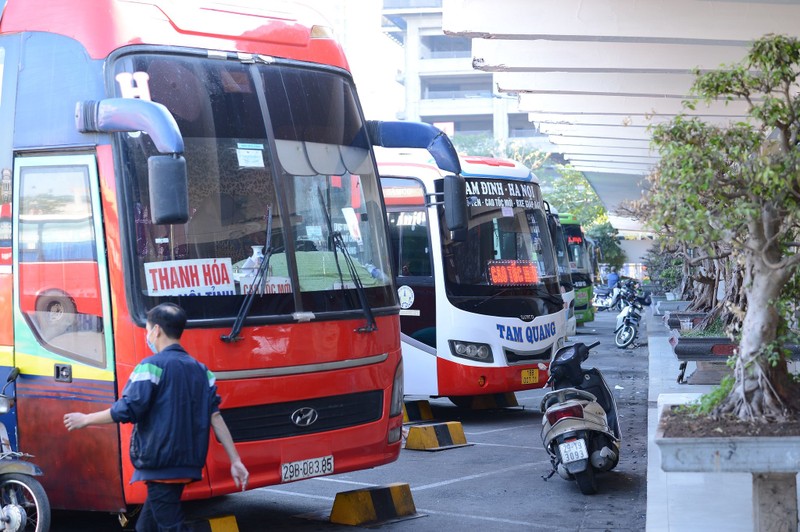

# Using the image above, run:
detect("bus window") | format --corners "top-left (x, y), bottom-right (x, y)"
top-left (18, 163), bottom-right (105, 366)
top-left (388, 210), bottom-right (431, 277)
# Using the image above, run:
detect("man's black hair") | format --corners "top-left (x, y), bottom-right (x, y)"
top-left (146, 303), bottom-right (187, 339)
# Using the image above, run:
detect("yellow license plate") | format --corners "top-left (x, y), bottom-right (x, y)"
top-left (521, 369), bottom-right (539, 385)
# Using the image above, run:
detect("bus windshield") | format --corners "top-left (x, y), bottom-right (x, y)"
top-left (563, 224), bottom-right (592, 274)
top-left (115, 53), bottom-right (394, 321)
top-left (441, 178), bottom-right (559, 300)
top-left (550, 219), bottom-right (574, 291)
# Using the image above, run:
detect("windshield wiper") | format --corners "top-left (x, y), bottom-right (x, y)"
top-left (468, 288), bottom-right (513, 310)
top-left (317, 187), bottom-right (377, 333)
top-left (222, 206), bottom-right (274, 343)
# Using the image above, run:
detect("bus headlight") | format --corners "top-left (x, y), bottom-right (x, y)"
top-left (389, 360), bottom-right (404, 417)
top-left (449, 340), bottom-right (494, 363)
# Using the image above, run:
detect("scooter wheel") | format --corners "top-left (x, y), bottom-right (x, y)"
top-left (615, 325), bottom-right (636, 349)
top-left (0, 473), bottom-right (51, 532)
top-left (574, 467), bottom-right (598, 495)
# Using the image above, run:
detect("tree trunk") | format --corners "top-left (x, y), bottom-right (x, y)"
top-left (714, 254), bottom-right (800, 420)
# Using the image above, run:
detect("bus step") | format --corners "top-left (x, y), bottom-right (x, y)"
top-left (403, 400), bottom-right (434, 422)
top-left (329, 482), bottom-right (424, 526)
top-left (186, 514), bottom-right (239, 531)
top-left (404, 421), bottom-right (472, 451)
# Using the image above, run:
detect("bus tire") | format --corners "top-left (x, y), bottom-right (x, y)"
top-left (36, 293), bottom-right (76, 324)
top-left (35, 293), bottom-right (77, 338)
top-left (448, 396), bottom-right (475, 409)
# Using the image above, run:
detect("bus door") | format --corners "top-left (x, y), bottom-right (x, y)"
top-left (384, 178), bottom-right (438, 395)
top-left (13, 154), bottom-right (124, 511)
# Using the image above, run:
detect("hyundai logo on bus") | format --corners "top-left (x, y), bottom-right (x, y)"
top-left (291, 407), bottom-right (319, 427)
top-left (495, 321), bottom-right (558, 344)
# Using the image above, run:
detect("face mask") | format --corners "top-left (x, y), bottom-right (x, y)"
top-left (146, 328), bottom-right (158, 354)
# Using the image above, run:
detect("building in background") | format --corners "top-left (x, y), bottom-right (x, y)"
top-left (381, 0), bottom-right (552, 149)
top-left (300, 1), bottom-right (405, 120)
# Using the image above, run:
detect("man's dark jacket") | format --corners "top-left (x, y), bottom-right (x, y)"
top-left (110, 344), bottom-right (221, 482)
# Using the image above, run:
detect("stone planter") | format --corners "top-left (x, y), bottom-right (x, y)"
top-left (664, 311), bottom-right (708, 331)
top-left (654, 299), bottom-right (692, 316)
top-left (655, 404), bottom-right (800, 531)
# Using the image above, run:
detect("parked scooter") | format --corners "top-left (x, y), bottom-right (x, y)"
top-left (540, 341), bottom-right (620, 495)
top-left (0, 368), bottom-right (50, 532)
top-left (613, 282), bottom-right (651, 349)
top-left (593, 282), bottom-right (622, 311)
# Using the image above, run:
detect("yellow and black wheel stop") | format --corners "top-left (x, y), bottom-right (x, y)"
top-left (402, 399), bottom-right (434, 422)
top-left (404, 421), bottom-right (471, 451)
top-left (329, 482), bottom-right (423, 526)
top-left (185, 515), bottom-right (239, 532)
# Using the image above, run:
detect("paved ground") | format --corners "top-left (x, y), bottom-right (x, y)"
top-left (50, 310), bottom-right (649, 531)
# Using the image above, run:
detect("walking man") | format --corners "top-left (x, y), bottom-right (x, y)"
top-left (64, 302), bottom-right (249, 531)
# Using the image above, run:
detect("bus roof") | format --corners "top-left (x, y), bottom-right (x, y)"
top-left (0, 0), bottom-right (349, 67)
top-left (459, 156), bottom-right (540, 184)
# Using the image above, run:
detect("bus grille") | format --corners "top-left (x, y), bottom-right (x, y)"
top-left (221, 390), bottom-right (384, 442)
top-left (504, 345), bottom-right (552, 364)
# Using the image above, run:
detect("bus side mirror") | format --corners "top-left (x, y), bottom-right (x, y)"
top-left (148, 155), bottom-right (189, 224)
top-left (444, 173), bottom-right (467, 234)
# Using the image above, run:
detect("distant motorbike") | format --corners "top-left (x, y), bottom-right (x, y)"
top-left (0, 368), bottom-right (50, 532)
top-left (613, 283), bottom-right (651, 349)
top-left (540, 341), bottom-right (620, 495)
top-left (593, 282), bottom-right (622, 311)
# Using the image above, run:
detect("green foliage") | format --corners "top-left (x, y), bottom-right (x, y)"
top-left (680, 318), bottom-right (728, 338)
top-left (642, 244), bottom-right (683, 292)
top-left (586, 222), bottom-right (626, 269)
top-left (645, 34), bottom-right (800, 259)
top-left (677, 375), bottom-right (735, 416)
top-left (540, 164), bottom-right (607, 227)
top-left (449, 135), bottom-right (550, 171)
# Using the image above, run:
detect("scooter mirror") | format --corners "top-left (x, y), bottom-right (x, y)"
top-left (6, 367), bottom-right (19, 383)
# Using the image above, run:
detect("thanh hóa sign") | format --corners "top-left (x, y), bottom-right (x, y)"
top-left (145, 258), bottom-right (235, 296)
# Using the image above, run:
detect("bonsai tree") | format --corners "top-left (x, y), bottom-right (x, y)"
top-left (644, 34), bottom-right (800, 421)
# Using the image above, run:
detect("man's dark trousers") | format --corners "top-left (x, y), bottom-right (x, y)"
top-left (136, 481), bottom-right (186, 532)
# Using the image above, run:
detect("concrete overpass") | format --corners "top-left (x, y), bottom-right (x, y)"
top-left (441, 0), bottom-right (800, 230)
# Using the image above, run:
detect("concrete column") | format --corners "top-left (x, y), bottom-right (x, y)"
top-left (752, 473), bottom-right (798, 532)
top-left (492, 90), bottom-right (508, 142)
top-left (404, 21), bottom-right (421, 122)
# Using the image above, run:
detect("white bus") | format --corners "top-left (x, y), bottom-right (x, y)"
top-left (376, 149), bottom-right (565, 405)
top-left (547, 205), bottom-right (577, 337)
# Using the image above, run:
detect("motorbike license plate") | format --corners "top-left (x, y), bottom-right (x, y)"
top-left (281, 455), bottom-right (334, 482)
top-left (521, 369), bottom-right (539, 385)
top-left (559, 439), bottom-right (589, 464)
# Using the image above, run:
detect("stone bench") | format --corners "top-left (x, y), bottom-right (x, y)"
top-left (669, 331), bottom-right (800, 384)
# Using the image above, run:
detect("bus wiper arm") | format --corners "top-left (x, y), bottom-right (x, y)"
top-left (331, 230), bottom-right (377, 333)
top-left (222, 206), bottom-right (274, 343)
top-left (469, 288), bottom-right (512, 310)
top-left (317, 187), bottom-right (377, 333)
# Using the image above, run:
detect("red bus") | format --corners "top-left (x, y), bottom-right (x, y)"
top-left (0, 0), bottom-right (449, 519)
